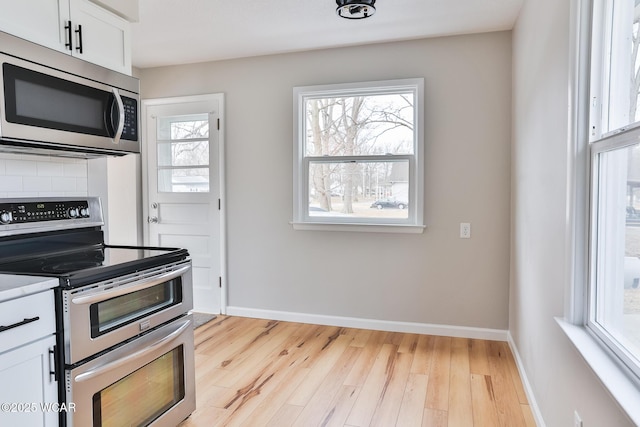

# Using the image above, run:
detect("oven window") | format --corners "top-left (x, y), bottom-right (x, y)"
top-left (90, 279), bottom-right (182, 338)
top-left (92, 346), bottom-right (185, 427)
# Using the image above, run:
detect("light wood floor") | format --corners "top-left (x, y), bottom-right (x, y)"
top-left (179, 315), bottom-right (536, 427)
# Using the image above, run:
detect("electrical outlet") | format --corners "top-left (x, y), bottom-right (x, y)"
top-left (574, 411), bottom-right (583, 427)
top-left (460, 222), bottom-right (471, 239)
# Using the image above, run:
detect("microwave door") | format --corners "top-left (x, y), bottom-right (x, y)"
top-left (3, 63), bottom-right (113, 138)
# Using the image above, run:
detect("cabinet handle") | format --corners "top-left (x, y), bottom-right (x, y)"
top-left (49, 347), bottom-right (57, 382)
top-left (0, 316), bottom-right (40, 334)
top-left (65, 21), bottom-right (73, 51)
top-left (75, 24), bottom-right (83, 54)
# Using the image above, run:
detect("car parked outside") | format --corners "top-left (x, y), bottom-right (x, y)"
top-left (370, 199), bottom-right (408, 210)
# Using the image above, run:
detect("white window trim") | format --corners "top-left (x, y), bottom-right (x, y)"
top-left (291, 78), bottom-right (425, 233)
top-left (562, 0), bottom-right (640, 423)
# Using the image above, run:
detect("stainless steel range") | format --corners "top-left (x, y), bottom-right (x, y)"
top-left (0, 197), bottom-right (196, 427)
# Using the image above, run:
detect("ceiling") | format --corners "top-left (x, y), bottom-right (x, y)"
top-left (131, 0), bottom-right (524, 69)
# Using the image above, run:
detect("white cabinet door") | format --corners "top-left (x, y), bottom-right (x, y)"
top-left (70, 0), bottom-right (132, 74)
top-left (0, 335), bottom-right (58, 427)
top-left (0, 0), bottom-right (131, 74)
top-left (0, 0), bottom-right (70, 52)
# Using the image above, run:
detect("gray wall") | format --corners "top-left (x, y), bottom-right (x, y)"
top-left (139, 32), bottom-right (512, 330)
top-left (511, 0), bottom-right (635, 425)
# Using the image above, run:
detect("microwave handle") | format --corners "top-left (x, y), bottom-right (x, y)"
top-left (111, 88), bottom-right (125, 144)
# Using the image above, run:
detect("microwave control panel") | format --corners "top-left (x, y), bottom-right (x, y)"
top-left (121, 96), bottom-right (138, 142)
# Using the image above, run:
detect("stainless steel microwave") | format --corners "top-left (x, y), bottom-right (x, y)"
top-left (0, 31), bottom-right (139, 157)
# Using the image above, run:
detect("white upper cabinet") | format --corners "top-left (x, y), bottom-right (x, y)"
top-left (69, 0), bottom-right (132, 74)
top-left (0, 0), bottom-right (132, 75)
top-left (0, 0), bottom-right (70, 52)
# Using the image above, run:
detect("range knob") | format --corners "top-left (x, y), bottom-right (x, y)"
top-left (67, 207), bottom-right (79, 218)
top-left (0, 211), bottom-right (11, 224)
top-left (79, 207), bottom-right (89, 218)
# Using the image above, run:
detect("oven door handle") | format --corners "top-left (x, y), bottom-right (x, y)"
top-left (71, 264), bottom-right (191, 305)
top-left (73, 317), bottom-right (191, 383)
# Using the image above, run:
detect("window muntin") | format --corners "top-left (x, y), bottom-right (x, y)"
top-left (588, 0), bottom-right (640, 380)
top-left (156, 114), bottom-right (210, 193)
top-left (294, 79), bottom-right (424, 228)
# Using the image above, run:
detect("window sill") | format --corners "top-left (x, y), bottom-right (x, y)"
top-left (555, 317), bottom-right (640, 425)
top-left (290, 221), bottom-right (426, 233)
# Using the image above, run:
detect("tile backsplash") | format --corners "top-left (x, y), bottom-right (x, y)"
top-left (0, 153), bottom-right (88, 198)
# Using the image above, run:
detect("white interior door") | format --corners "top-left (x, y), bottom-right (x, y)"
top-left (143, 95), bottom-right (223, 314)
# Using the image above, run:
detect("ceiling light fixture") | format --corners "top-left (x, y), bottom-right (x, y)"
top-left (336, 0), bottom-right (376, 19)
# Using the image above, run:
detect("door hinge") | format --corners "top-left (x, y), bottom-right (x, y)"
top-left (219, 277), bottom-right (222, 288)
top-left (218, 199), bottom-right (221, 210)
top-left (217, 118), bottom-right (220, 130)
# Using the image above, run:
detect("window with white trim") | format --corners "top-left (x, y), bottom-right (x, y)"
top-left (292, 79), bottom-right (424, 231)
top-left (588, 0), bottom-right (640, 380)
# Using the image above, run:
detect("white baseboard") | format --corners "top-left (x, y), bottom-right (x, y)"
top-left (225, 306), bottom-right (508, 341)
top-left (507, 332), bottom-right (546, 427)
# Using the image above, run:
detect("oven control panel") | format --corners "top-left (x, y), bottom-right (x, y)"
top-left (0, 200), bottom-right (91, 224)
top-left (0, 198), bottom-right (105, 229)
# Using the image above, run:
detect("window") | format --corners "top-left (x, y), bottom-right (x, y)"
top-left (588, 0), bottom-right (640, 380)
top-left (292, 79), bottom-right (424, 231)
top-left (156, 114), bottom-right (210, 193)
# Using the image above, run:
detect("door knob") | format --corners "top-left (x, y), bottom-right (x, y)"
top-left (148, 216), bottom-right (158, 223)
top-left (152, 203), bottom-right (158, 209)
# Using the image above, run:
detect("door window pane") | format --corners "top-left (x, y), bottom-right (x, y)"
top-left (158, 168), bottom-right (209, 193)
top-left (157, 114), bottom-right (210, 193)
top-left (158, 141), bottom-right (209, 167)
top-left (157, 117), bottom-right (209, 140)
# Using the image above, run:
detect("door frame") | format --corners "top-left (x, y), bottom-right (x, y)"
top-left (141, 93), bottom-right (227, 314)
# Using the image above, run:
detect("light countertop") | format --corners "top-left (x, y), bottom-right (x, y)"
top-left (0, 274), bottom-right (58, 303)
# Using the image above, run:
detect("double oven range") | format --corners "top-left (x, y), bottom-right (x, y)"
top-left (0, 197), bottom-right (195, 427)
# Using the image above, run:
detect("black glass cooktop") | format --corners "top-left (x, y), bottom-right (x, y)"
top-left (0, 245), bottom-right (189, 288)
top-left (0, 198), bottom-right (190, 289)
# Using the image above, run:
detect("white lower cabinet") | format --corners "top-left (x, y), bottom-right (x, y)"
top-left (0, 289), bottom-right (57, 427)
top-left (0, 335), bottom-right (58, 427)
